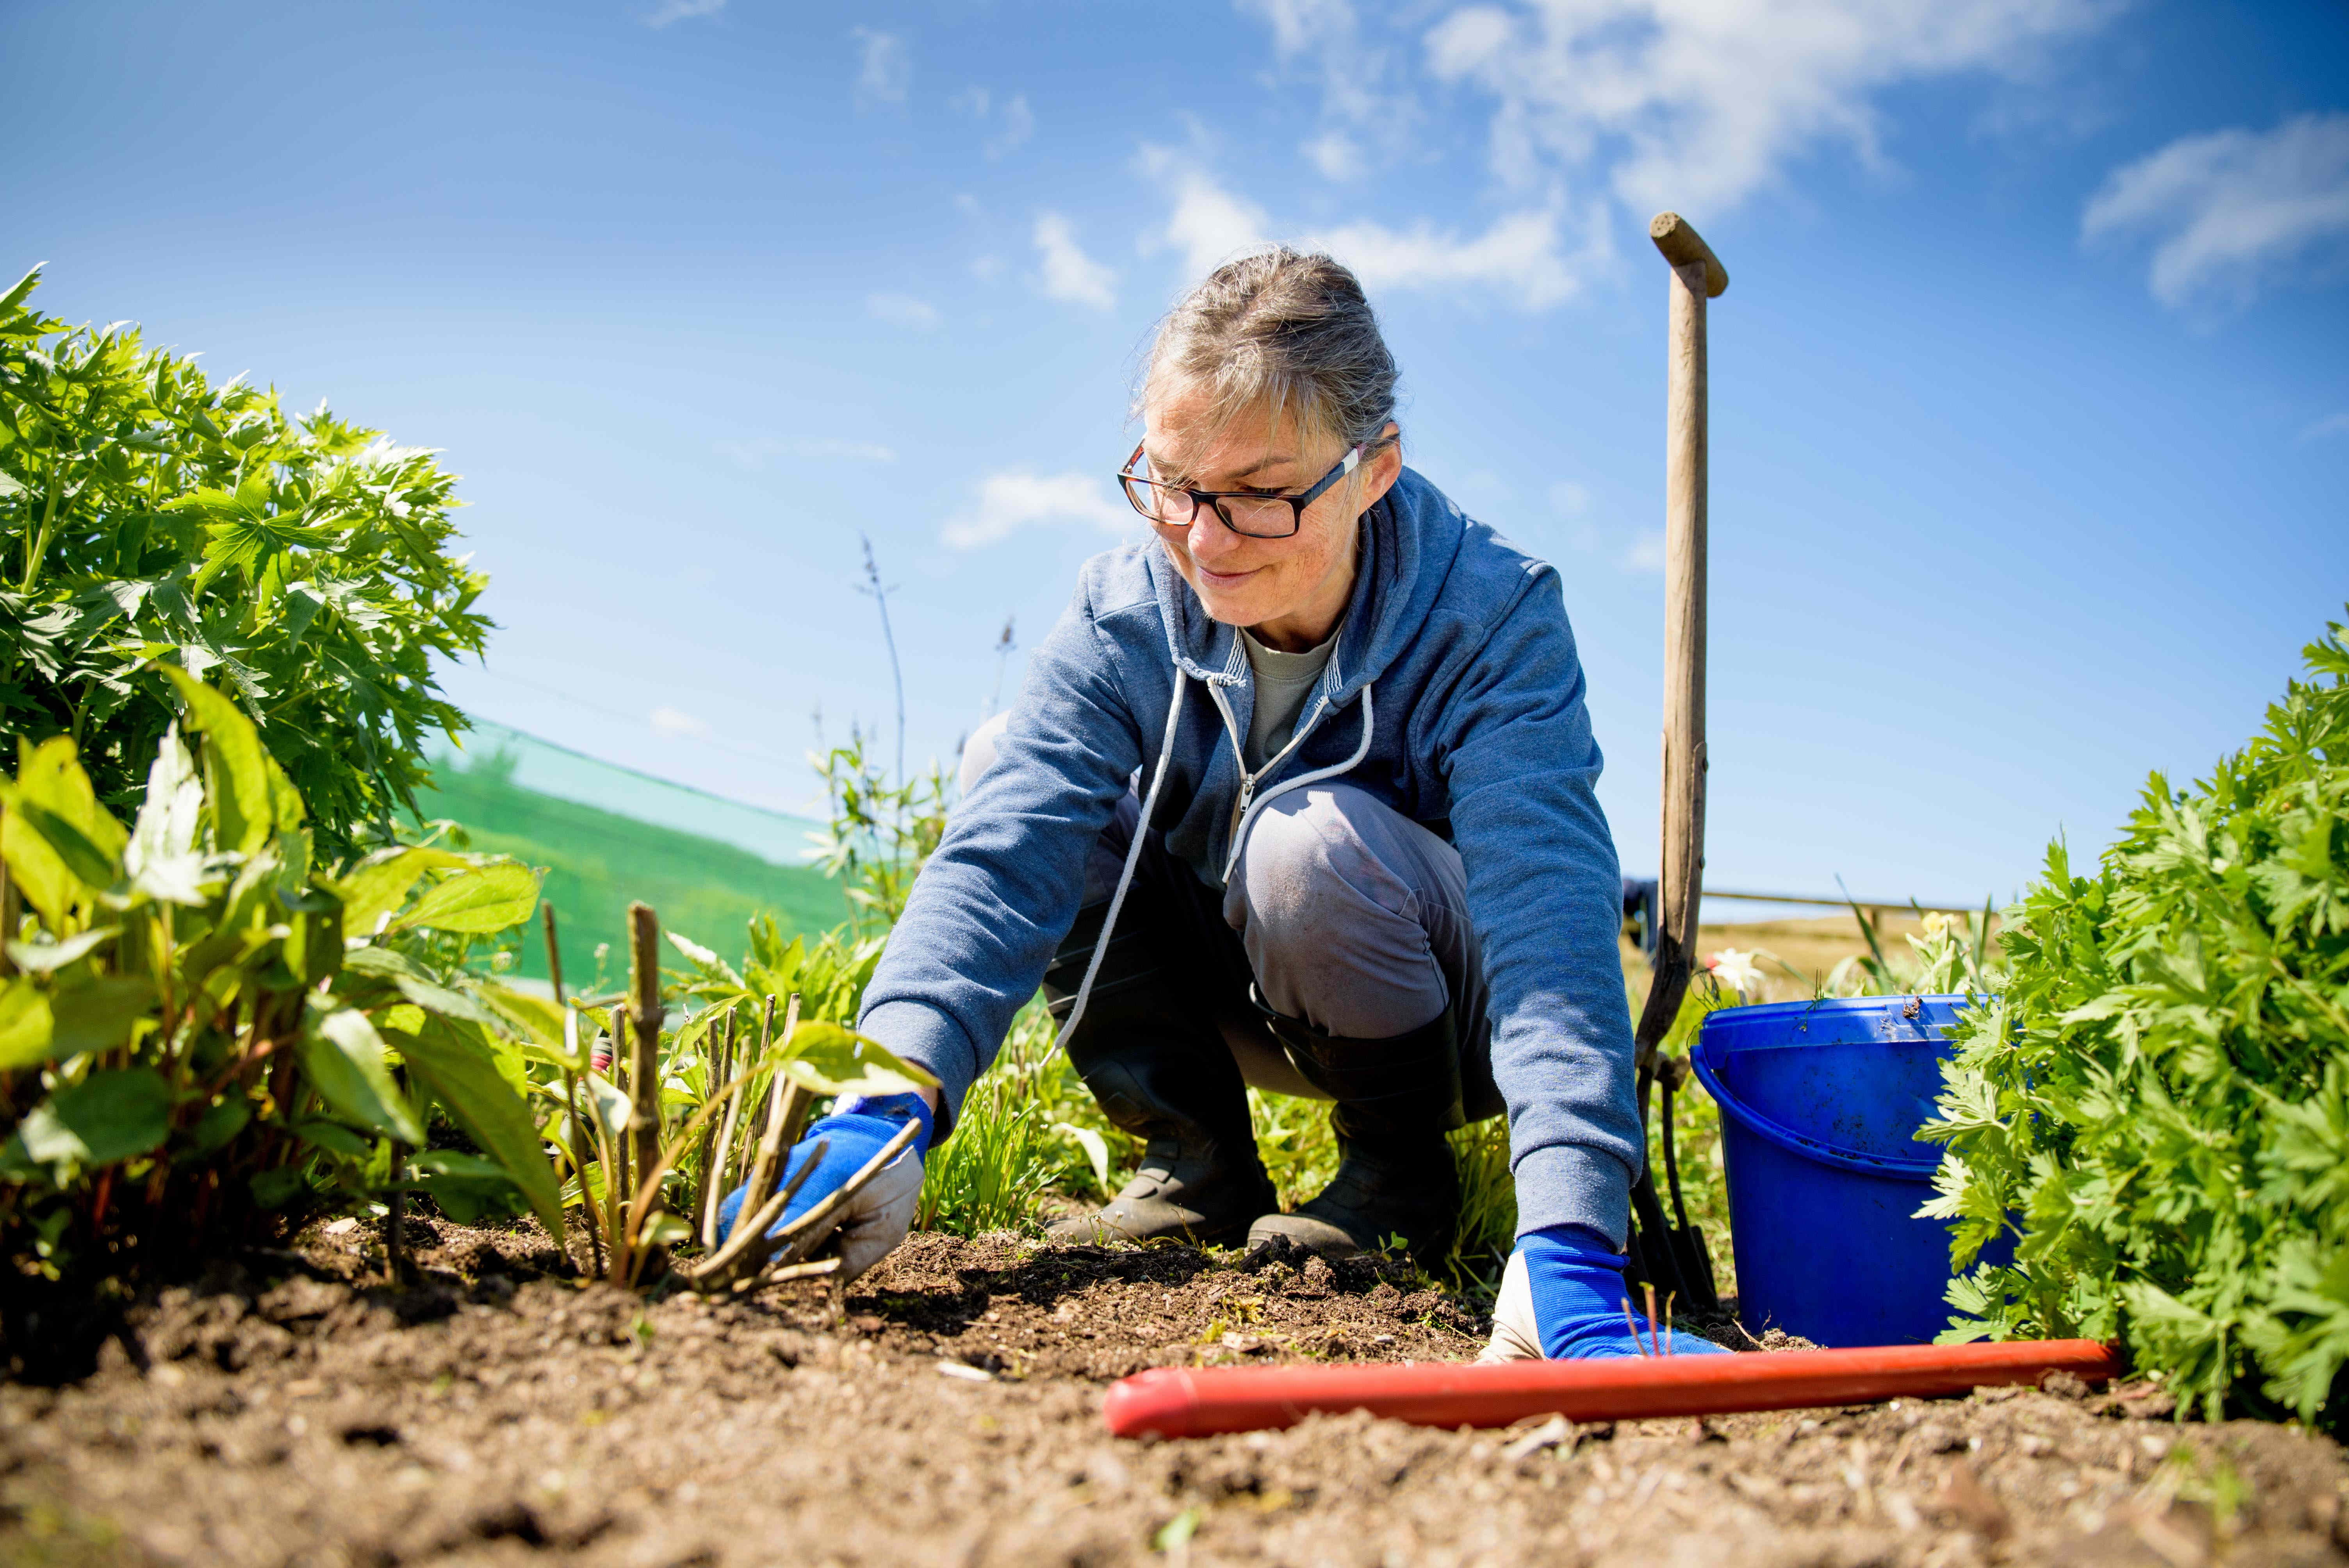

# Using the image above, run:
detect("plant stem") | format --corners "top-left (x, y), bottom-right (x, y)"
top-left (385, 1144), bottom-right (408, 1284)
top-left (859, 534), bottom-right (906, 789)
top-left (627, 903), bottom-right (664, 1232)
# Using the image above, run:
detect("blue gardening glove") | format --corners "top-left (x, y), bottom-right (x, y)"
top-left (714, 1092), bottom-right (934, 1284)
top-left (1491, 1224), bottom-right (1730, 1360)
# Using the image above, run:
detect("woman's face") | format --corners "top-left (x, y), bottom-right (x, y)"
top-left (1142, 385), bottom-right (1401, 651)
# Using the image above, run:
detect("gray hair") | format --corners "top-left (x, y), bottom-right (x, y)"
top-left (1138, 248), bottom-right (1400, 460)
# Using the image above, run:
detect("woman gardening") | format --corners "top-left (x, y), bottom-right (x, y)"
top-left (718, 250), bottom-right (1721, 1360)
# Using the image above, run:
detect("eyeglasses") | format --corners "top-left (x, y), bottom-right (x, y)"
top-left (1117, 441), bottom-right (1364, 540)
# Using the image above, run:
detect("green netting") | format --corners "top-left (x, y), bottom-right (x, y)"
top-left (411, 721), bottom-right (849, 986)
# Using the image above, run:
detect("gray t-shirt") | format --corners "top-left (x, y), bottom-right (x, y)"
top-left (1240, 624), bottom-right (1340, 770)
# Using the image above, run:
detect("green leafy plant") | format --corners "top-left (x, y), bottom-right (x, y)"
top-left (1919, 616), bottom-right (2349, 1431)
top-left (0, 672), bottom-right (558, 1279)
top-left (0, 265), bottom-right (489, 852)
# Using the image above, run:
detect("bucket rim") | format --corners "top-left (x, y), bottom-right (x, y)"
top-left (1688, 1026), bottom-right (1944, 1179)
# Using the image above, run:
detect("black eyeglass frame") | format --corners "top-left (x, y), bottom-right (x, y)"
top-left (1117, 440), bottom-right (1369, 540)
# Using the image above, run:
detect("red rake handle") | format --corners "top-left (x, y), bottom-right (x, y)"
top-left (1101, 1340), bottom-right (2124, 1440)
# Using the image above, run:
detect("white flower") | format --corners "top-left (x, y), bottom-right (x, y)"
top-left (1711, 948), bottom-right (1763, 998)
top-left (1921, 911), bottom-right (1953, 938)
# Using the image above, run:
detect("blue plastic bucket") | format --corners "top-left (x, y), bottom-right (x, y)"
top-left (1689, 996), bottom-right (1985, 1347)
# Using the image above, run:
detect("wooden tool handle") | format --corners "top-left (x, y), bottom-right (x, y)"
top-left (1650, 212), bottom-right (1729, 298)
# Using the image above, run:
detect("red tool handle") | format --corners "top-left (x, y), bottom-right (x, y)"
top-left (1102, 1339), bottom-right (2124, 1440)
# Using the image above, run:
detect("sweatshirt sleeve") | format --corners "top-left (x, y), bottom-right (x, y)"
top-left (854, 577), bottom-right (1145, 1135)
top-left (1433, 570), bottom-right (1644, 1246)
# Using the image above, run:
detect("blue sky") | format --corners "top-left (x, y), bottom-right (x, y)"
top-left (9, 0), bottom-right (2346, 912)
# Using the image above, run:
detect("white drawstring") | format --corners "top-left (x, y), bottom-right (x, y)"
top-left (1219, 682), bottom-right (1375, 884)
top-left (1045, 666), bottom-right (1190, 1063)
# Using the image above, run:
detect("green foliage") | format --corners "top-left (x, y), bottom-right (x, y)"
top-left (0, 265), bottom-right (489, 852)
top-left (1919, 616), bottom-right (2349, 1430)
top-left (807, 730), bottom-right (950, 937)
top-left (0, 676), bottom-right (563, 1279)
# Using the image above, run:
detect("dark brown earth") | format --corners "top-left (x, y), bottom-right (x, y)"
top-left (3, 1217), bottom-right (2345, 1567)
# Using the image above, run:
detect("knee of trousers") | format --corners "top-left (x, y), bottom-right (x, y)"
top-left (1231, 785), bottom-right (1449, 1036)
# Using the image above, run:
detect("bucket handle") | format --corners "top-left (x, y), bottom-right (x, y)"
top-left (1687, 1039), bottom-right (1943, 1180)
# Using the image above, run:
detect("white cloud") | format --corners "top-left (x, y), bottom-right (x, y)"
top-left (943, 471), bottom-right (1130, 549)
top-left (991, 95), bottom-right (1035, 159)
top-left (1419, 0), bottom-right (2110, 214)
top-left (1140, 148), bottom-right (1275, 278)
top-left (1548, 480), bottom-right (1590, 516)
top-left (651, 706), bottom-right (712, 739)
top-left (1034, 213), bottom-right (1117, 309)
top-left (2301, 410), bottom-right (2349, 442)
top-left (1621, 529), bottom-right (1666, 573)
top-left (953, 87), bottom-right (1037, 159)
top-left (644, 0), bottom-right (722, 26)
top-left (2082, 113), bottom-right (2349, 308)
top-left (1137, 148), bottom-right (1600, 308)
top-left (1240, 0), bottom-right (1412, 147)
top-left (1305, 200), bottom-right (1606, 309)
top-left (716, 437), bottom-right (898, 470)
top-left (1305, 130), bottom-right (1366, 182)
top-left (851, 27), bottom-right (909, 105)
top-left (866, 292), bottom-right (941, 328)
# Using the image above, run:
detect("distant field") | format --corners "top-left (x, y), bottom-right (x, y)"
top-left (409, 754), bottom-right (850, 986)
top-left (1621, 910), bottom-right (2000, 1001)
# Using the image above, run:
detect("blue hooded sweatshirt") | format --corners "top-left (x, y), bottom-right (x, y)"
top-left (857, 467), bottom-right (1642, 1245)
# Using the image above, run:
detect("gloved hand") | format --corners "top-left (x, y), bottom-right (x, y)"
top-left (714, 1091), bottom-right (934, 1283)
top-left (1482, 1225), bottom-right (1730, 1360)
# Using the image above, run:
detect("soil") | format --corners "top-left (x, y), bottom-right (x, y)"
top-left (3, 1217), bottom-right (2344, 1568)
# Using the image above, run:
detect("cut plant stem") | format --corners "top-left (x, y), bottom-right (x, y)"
top-left (699, 1009), bottom-right (745, 1249)
top-left (627, 903), bottom-right (664, 1228)
top-left (686, 1111), bottom-right (920, 1292)
top-left (692, 1007), bottom-right (738, 1244)
top-left (738, 995), bottom-right (798, 1220)
top-left (685, 1136), bottom-right (833, 1290)
top-left (773, 993), bottom-right (814, 1148)
top-left (609, 1004), bottom-right (632, 1226)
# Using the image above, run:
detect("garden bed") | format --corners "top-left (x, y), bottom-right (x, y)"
top-left (4, 1220), bottom-right (2345, 1567)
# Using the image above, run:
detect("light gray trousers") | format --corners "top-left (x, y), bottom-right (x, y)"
top-left (960, 712), bottom-right (1497, 1108)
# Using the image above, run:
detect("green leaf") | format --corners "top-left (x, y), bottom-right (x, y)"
top-left (581, 1073), bottom-right (632, 1139)
top-left (18, 1069), bottom-right (171, 1169)
top-left (476, 981), bottom-right (570, 1054)
top-left (289, 1116), bottom-right (372, 1158)
top-left (160, 666), bottom-right (272, 856)
top-left (249, 1166), bottom-right (308, 1210)
top-left (0, 736), bottom-right (127, 923)
top-left (299, 1003), bottom-right (425, 1145)
top-left (640, 1211), bottom-right (695, 1247)
top-left (391, 1015), bottom-right (565, 1237)
top-left (330, 845), bottom-right (467, 937)
top-left (188, 1094), bottom-right (252, 1156)
top-left (4, 925), bottom-right (118, 973)
top-left (390, 973), bottom-right (503, 1031)
top-left (395, 862), bottom-right (539, 934)
top-left (1053, 1121), bottom-right (1112, 1192)
top-left (50, 976), bottom-right (154, 1056)
top-left (780, 1021), bottom-right (939, 1097)
top-left (0, 263), bottom-right (44, 316)
top-left (0, 979), bottom-right (55, 1069)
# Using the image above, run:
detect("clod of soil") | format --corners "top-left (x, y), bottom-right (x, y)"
top-left (3, 1217), bottom-right (2344, 1566)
